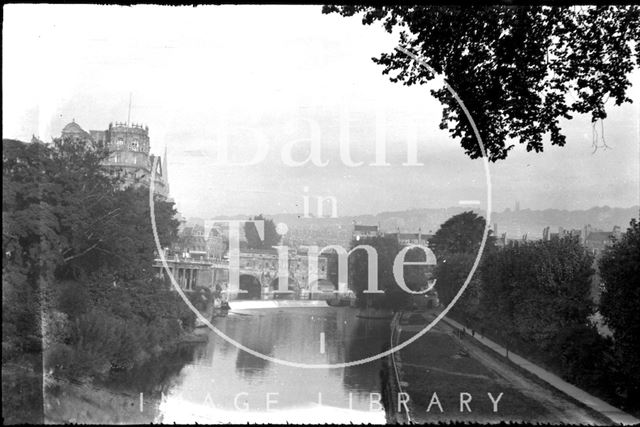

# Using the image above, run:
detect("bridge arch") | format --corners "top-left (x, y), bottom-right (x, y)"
top-left (268, 277), bottom-right (299, 300)
top-left (238, 274), bottom-right (262, 300)
top-left (310, 279), bottom-right (336, 293)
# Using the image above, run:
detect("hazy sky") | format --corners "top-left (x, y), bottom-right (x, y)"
top-left (4, 4), bottom-right (639, 218)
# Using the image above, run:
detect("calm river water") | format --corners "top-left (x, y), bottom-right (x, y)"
top-left (106, 306), bottom-right (391, 424)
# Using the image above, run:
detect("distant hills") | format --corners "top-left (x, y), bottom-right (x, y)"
top-left (186, 205), bottom-right (639, 241)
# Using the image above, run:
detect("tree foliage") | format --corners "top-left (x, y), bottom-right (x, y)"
top-left (349, 235), bottom-right (410, 309)
top-left (323, 6), bottom-right (640, 161)
top-left (599, 217), bottom-right (640, 406)
top-left (431, 212), bottom-right (491, 321)
top-left (3, 138), bottom-right (178, 286)
top-left (435, 252), bottom-right (481, 319)
top-left (480, 237), bottom-right (595, 349)
top-left (430, 211), bottom-right (489, 257)
top-left (3, 137), bottom-right (185, 386)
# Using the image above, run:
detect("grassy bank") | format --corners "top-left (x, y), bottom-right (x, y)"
top-left (396, 328), bottom-right (554, 423)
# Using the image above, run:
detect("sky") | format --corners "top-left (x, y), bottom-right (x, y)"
top-left (3, 4), bottom-right (639, 218)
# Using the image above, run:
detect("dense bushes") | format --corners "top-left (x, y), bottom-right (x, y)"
top-left (553, 324), bottom-right (616, 398)
top-left (43, 277), bottom-right (196, 381)
top-left (599, 217), bottom-right (640, 408)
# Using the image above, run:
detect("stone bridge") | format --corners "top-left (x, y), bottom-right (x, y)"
top-left (153, 249), bottom-right (337, 300)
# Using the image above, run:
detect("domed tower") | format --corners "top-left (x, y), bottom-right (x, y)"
top-left (106, 121), bottom-right (150, 167)
top-left (58, 119), bottom-right (170, 199)
top-left (61, 119), bottom-right (91, 141)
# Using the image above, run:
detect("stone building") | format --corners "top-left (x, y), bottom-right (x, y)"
top-left (387, 230), bottom-right (432, 246)
top-left (60, 120), bottom-right (170, 199)
top-left (206, 228), bottom-right (228, 260)
top-left (352, 224), bottom-right (379, 241)
top-left (584, 225), bottom-right (622, 255)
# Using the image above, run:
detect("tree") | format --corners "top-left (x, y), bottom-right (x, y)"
top-left (599, 217), bottom-right (640, 408)
top-left (480, 237), bottom-right (595, 350)
top-left (430, 212), bottom-right (491, 322)
top-left (429, 211), bottom-right (489, 257)
top-left (244, 214), bottom-right (279, 250)
top-left (3, 137), bottom-right (178, 287)
top-left (3, 137), bottom-right (185, 384)
top-left (70, 186), bottom-right (178, 281)
top-left (348, 234), bottom-right (410, 310)
top-left (434, 252), bottom-right (481, 321)
top-left (323, 6), bottom-right (640, 161)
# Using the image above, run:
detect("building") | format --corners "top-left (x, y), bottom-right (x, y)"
top-left (174, 225), bottom-right (207, 254)
top-left (352, 223), bottom-right (434, 247)
top-left (584, 225), bottom-right (622, 255)
top-left (206, 227), bottom-right (227, 260)
top-left (389, 230), bottom-right (432, 247)
top-left (292, 247), bottom-right (333, 297)
top-left (352, 224), bottom-right (379, 241)
top-left (543, 226), bottom-right (582, 242)
top-left (60, 119), bottom-right (170, 199)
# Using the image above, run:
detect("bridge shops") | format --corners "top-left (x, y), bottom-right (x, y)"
top-left (153, 250), bottom-right (227, 292)
top-left (153, 248), bottom-right (338, 300)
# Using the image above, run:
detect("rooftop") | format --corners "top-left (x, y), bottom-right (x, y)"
top-left (61, 120), bottom-right (89, 136)
top-left (586, 231), bottom-right (615, 243)
top-left (354, 225), bottom-right (378, 232)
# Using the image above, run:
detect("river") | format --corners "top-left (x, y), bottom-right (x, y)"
top-left (63, 305), bottom-right (392, 424)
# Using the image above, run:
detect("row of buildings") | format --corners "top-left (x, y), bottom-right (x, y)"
top-left (493, 223), bottom-right (622, 255)
top-left (352, 224), bottom-right (433, 246)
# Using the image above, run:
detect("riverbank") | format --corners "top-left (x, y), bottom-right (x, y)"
top-left (2, 357), bottom-right (44, 425)
top-left (386, 309), bottom-right (613, 424)
top-left (440, 315), bottom-right (639, 425)
top-left (382, 313), bottom-right (410, 424)
top-left (44, 375), bottom-right (156, 424)
top-left (228, 299), bottom-right (330, 310)
top-left (44, 343), bottom-right (201, 423)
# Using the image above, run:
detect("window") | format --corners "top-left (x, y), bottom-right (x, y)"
top-left (116, 138), bottom-right (124, 148)
top-left (131, 139), bottom-right (139, 151)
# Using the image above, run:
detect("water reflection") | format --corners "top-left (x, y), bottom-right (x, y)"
top-left (100, 344), bottom-right (197, 396)
top-left (159, 306), bottom-right (389, 423)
